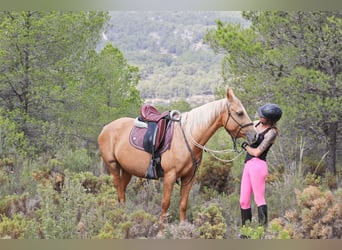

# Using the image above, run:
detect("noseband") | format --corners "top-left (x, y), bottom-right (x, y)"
top-left (224, 102), bottom-right (254, 151)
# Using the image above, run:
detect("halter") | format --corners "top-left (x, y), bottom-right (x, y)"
top-left (223, 102), bottom-right (254, 152)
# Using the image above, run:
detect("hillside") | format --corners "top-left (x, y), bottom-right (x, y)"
top-left (101, 11), bottom-right (249, 105)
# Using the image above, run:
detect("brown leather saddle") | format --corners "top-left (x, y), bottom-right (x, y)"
top-left (140, 104), bottom-right (171, 152)
top-left (129, 104), bottom-right (174, 179)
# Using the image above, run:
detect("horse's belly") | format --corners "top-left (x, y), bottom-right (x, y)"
top-left (114, 123), bottom-right (152, 177)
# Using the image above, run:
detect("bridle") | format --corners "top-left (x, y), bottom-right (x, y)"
top-left (223, 102), bottom-right (254, 152)
top-left (187, 101), bottom-right (255, 163)
top-left (177, 101), bottom-right (255, 184)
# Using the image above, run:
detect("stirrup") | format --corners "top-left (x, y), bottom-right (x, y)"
top-left (145, 160), bottom-right (158, 179)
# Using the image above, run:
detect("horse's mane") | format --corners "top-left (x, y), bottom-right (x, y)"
top-left (182, 99), bottom-right (226, 134)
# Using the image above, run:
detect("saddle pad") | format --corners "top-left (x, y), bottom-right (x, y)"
top-left (129, 122), bottom-right (174, 153)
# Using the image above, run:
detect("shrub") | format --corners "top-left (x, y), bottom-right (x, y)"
top-left (127, 209), bottom-right (158, 238)
top-left (95, 209), bottom-right (158, 239)
top-left (194, 203), bottom-right (227, 239)
top-left (197, 155), bottom-right (234, 194)
top-left (74, 171), bottom-right (112, 194)
top-left (36, 171), bottom-right (123, 239)
top-left (268, 186), bottom-right (342, 239)
top-left (125, 178), bottom-right (163, 221)
top-left (95, 208), bottom-right (131, 239)
top-left (61, 148), bottom-right (91, 172)
top-left (240, 225), bottom-right (266, 239)
top-left (163, 221), bottom-right (199, 239)
top-left (0, 193), bottom-right (37, 218)
top-left (267, 219), bottom-right (291, 239)
top-left (37, 178), bottom-right (82, 239)
top-left (0, 214), bottom-right (27, 239)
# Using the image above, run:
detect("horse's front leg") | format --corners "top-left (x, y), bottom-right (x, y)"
top-left (160, 173), bottom-right (177, 224)
top-left (179, 176), bottom-right (195, 222)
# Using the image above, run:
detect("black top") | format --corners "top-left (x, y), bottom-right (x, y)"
top-left (245, 126), bottom-right (273, 162)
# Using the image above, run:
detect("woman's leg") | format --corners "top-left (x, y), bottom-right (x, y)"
top-left (239, 163), bottom-right (253, 209)
top-left (240, 163), bottom-right (253, 227)
top-left (248, 158), bottom-right (268, 225)
top-left (249, 158), bottom-right (268, 206)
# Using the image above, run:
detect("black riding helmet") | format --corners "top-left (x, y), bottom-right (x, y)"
top-left (257, 103), bottom-right (282, 122)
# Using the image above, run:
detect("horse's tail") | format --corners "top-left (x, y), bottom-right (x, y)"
top-left (100, 157), bottom-right (110, 175)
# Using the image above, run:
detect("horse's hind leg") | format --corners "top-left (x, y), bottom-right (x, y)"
top-left (106, 160), bottom-right (129, 203)
top-left (120, 169), bottom-right (132, 198)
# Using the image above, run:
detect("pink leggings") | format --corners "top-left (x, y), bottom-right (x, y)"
top-left (240, 158), bottom-right (268, 209)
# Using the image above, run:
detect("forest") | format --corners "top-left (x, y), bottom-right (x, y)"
top-left (0, 11), bottom-right (341, 239)
top-left (103, 11), bottom-right (249, 103)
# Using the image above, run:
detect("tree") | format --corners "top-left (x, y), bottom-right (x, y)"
top-left (0, 11), bottom-right (110, 154)
top-left (0, 108), bottom-right (27, 157)
top-left (204, 11), bottom-right (341, 175)
top-left (62, 43), bottom-right (142, 149)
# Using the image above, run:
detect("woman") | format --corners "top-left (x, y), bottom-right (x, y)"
top-left (239, 103), bottom-right (282, 230)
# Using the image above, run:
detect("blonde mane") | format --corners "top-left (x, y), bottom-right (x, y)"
top-left (182, 99), bottom-right (227, 134)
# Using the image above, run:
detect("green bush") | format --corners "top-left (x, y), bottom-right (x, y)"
top-left (194, 203), bottom-right (227, 239)
top-left (127, 209), bottom-right (158, 238)
top-left (240, 225), bottom-right (266, 239)
top-left (95, 208), bottom-right (131, 239)
top-left (0, 214), bottom-right (32, 239)
top-left (125, 178), bottom-right (163, 221)
top-left (61, 148), bottom-right (91, 172)
top-left (163, 221), bottom-right (199, 239)
top-left (95, 208), bottom-right (158, 239)
top-left (0, 146), bottom-right (340, 239)
top-left (197, 155), bottom-right (234, 194)
top-left (267, 219), bottom-right (291, 239)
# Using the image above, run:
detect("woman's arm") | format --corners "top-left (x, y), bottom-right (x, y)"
top-left (244, 129), bottom-right (277, 157)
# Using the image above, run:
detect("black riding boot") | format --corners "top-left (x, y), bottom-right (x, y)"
top-left (240, 208), bottom-right (252, 239)
top-left (241, 208), bottom-right (252, 226)
top-left (257, 205), bottom-right (268, 226)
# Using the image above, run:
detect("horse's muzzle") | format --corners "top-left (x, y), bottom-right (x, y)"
top-left (246, 130), bottom-right (258, 145)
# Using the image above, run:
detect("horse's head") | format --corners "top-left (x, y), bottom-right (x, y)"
top-left (223, 88), bottom-right (257, 145)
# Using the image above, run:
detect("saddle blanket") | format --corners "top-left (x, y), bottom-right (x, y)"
top-left (129, 122), bottom-right (174, 153)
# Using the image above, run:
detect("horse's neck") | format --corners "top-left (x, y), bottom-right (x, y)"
top-left (183, 99), bottom-right (224, 146)
top-left (191, 120), bottom-right (221, 146)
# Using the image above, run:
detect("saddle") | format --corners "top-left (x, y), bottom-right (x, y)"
top-left (130, 104), bottom-right (177, 180)
top-left (140, 104), bottom-right (171, 152)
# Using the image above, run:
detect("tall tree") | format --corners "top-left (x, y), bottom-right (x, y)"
top-left (60, 43), bottom-right (142, 149)
top-left (204, 11), bottom-right (341, 175)
top-left (0, 11), bottom-right (109, 154)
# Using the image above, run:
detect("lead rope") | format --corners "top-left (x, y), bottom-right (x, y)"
top-left (187, 102), bottom-right (253, 163)
top-left (188, 129), bottom-right (244, 163)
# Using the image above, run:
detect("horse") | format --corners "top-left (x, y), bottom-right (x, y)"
top-left (98, 88), bottom-right (257, 224)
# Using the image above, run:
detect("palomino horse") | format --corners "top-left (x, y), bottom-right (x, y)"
top-left (98, 88), bottom-right (257, 224)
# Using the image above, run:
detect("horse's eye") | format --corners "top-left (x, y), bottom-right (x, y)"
top-left (236, 111), bottom-right (244, 117)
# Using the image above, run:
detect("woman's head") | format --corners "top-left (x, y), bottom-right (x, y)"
top-left (257, 103), bottom-right (282, 126)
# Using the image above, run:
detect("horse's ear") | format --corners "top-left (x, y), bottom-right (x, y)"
top-left (227, 88), bottom-right (235, 102)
